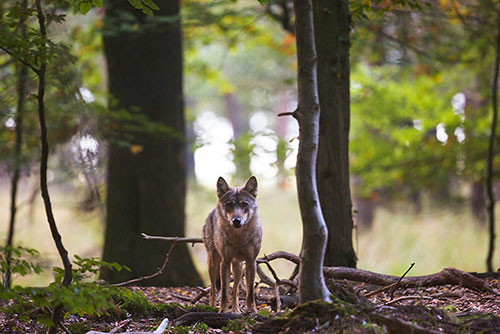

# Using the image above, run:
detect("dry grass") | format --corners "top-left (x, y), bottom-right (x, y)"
top-left (0, 176), bottom-right (498, 286)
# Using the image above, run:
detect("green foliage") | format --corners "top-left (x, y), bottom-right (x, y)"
top-left (128, 0), bottom-right (160, 16)
top-left (53, 255), bottom-right (130, 284)
top-left (172, 322), bottom-right (210, 334)
top-left (230, 131), bottom-right (255, 181)
top-left (0, 246), bottom-right (43, 285)
top-left (221, 318), bottom-right (248, 332)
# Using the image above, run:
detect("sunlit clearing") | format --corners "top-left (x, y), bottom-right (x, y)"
top-left (194, 111), bottom-right (235, 187)
top-left (251, 134), bottom-right (278, 178)
top-left (413, 119), bottom-right (423, 131)
top-left (78, 86), bottom-right (95, 103)
top-left (71, 134), bottom-right (99, 168)
top-left (451, 92), bottom-right (465, 115)
top-left (454, 126), bottom-right (466, 143)
top-left (436, 123), bottom-right (448, 144)
top-left (4, 116), bottom-right (15, 129)
top-left (249, 111), bottom-right (269, 132)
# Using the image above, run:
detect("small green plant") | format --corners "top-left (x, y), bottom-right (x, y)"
top-left (171, 322), bottom-right (209, 334)
top-left (222, 318), bottom-right (248, 333)
top-left (442, 305), bottom-right (458, 313)
top-left (0, 246), bottom-right (43, 286)
top-left (53, 255), bottom-right (130, 284)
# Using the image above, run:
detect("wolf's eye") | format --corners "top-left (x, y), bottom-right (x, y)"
top-left (240, 202), bottom-right (248, 208)
top-left (226, 202), bottom-right (235, 209)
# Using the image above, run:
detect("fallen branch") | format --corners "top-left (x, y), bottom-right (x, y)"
top-left (324, 267), bottom-right (492, 292)
top-left (370, 313), bottom-right (443, 334)
top-left (112, 243), bottom-right (178, 287)
top-left (384, 295), bottom-right (433, 306)
top-left (141, 233), bottom-right (203, 245)
top-left (138, 239), bottom-right (493, 294)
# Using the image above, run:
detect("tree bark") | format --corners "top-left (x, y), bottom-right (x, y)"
top-left (102, 0), bottom-right (202, 286)
top-left (5, 14), bottom-right (28, 286)
top-left (486, 16), bottom-right (500, 272)
top-left (313, 0), bottom-right (357, 267)
top-left (292, 0), bottom-right (331, 303)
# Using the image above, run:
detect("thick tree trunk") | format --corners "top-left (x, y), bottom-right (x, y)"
top-left (102, 0), bottom-right (202, 286)
top-left (313, 0), bottom-right (357, 267)
top-left (224, 92), bottom-right (251, 181)
top-left (486, 17), bottom-right (500, 272)
top-left (292, 0), bottom-right (331, 303)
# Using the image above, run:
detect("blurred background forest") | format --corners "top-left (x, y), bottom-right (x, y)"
top-left (1, 0), bottom-right (499, 287)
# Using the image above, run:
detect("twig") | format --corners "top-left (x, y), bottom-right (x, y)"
top-left (364, 281), bottom-right (398, 298)
top-left (141, 233), bottom-right (203, 246)
top-left (112, 242), bottom-right (179, 287)
top-left (59, 321), bottom-right (71, 334)
top-left (390, 262), bottom-right (415, 299)
top-left (0, 46), bottom-right (40, 74)
top-left (384, 295), bottom-right (433, 306)
top-left (109, 318), bottom-right (132, 333)
top-left (191, 287), bottom-right (209, 304)
top-left (277, 111), bottom-right (297, 118)
top-left (262, 256), bottom-right (282, 311)
top-left (257, 251), bottom-right (301, 265)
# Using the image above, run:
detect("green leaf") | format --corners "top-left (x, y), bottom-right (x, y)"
top-left (128, 0), bottom-right (144, 9)
top-left (91, 0), bottom-right (103, 7)
top-left (142, 7), bottom-right (153, 16)
top-left (143, 0), bottom-right (160, 10)
top-left (80, 2), bottom-right (92, 14)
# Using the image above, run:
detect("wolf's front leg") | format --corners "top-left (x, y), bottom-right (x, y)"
top-left (219, 260), bottom-right (231, 313)
top-left (245, 260), bottom-right (257, 313)
top-left (231, 261), bottom-right (243, 313)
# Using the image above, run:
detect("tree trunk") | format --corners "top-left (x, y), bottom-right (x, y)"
top-left (313, 0), bottom-right (357, 267)
top-left (224, 92), bottom-right (251, 181)
top-left (5, 45), bottom-right (28, 288)
top-left (486, 16), bottom-right (500, 272)
top-left (292, 0), bottom-right (331, 303)
top-left (101, 0), bottom-right (202, 286)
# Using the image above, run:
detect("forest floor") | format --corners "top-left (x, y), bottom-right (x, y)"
top-left (1, 274), bottom-right (499, 333)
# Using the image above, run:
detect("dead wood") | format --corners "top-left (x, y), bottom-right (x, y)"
top-left (112, 243), bottom-right (178, 287)
top-left (138, 238), bottom-right (493, 294)
top-left (370, 313), bottom-right (443, 334)
top-left (324, 267), bottom-right (493, 292)
top-left (141, 233), bottom-right (203, 245)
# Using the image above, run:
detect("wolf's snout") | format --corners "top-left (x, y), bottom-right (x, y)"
top-left (232, 217), bottom-right (242, 228)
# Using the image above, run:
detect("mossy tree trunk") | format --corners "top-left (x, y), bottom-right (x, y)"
top-left (313, 0), bottom-right (357, 267)
top-left (101, 0), bottom-right (202, 286)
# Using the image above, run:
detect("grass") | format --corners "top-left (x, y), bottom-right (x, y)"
top-left (0, 175), bottom-right (498, 286)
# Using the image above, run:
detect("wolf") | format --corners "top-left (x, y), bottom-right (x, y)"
top-left (202, 176), bottom-right (262, 313)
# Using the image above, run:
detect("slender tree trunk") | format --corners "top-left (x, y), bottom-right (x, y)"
top-left (291, 0), bottom-right (331, 303)
top-left (313, 0), bottom-right (357, 267)
top-left (5, 62), bottom-right (28, 288)
top-left (486, 17), bottom-right (500, 272)
top-left (34, 1), bottom-right (72, 333)
top-left (102, 0), bottom-right (202, 286)
top-left (34, 0), bottom-right (72, 289)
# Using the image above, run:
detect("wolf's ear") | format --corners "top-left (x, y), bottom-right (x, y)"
top-left (217, 177), bottom-right (230, 198)
top-left (243, 176), bottom-right (258, 198)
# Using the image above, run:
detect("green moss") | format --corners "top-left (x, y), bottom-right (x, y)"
top-left (66, 323), bottom-right (91, 334)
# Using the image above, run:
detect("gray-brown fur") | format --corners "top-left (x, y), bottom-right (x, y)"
top-left (202, 176), bottom-right (262, 313)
